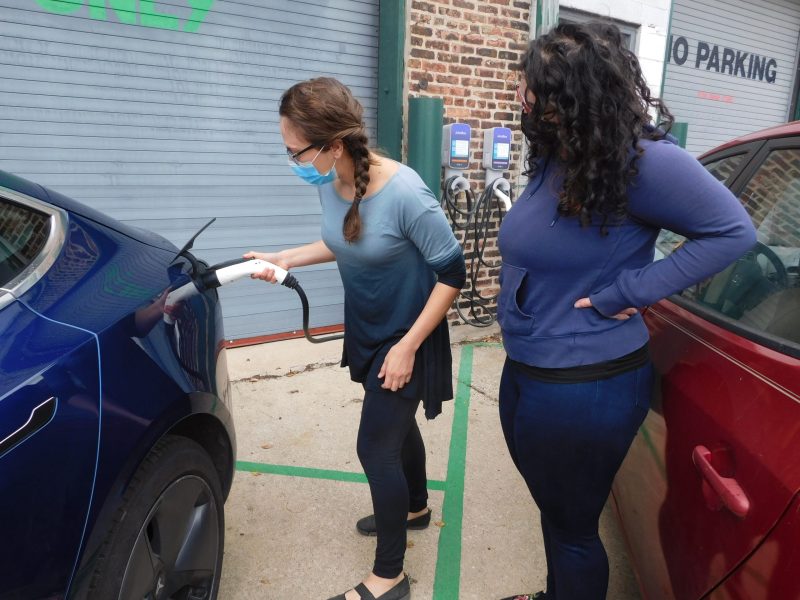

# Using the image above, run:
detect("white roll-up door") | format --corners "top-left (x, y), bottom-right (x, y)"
top-left (662, 0), bottom-right (800, 155)
top-left (0, 0), bottom-right (380, 340)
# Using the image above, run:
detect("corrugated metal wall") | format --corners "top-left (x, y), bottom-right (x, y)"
top-left (0, 0), bottom-right (380, 340)
top-left (662, 0), bottom-right (800, 155)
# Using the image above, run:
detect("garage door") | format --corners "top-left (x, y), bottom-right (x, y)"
top-left (662, 0), bottom-right (800, 155)
top-left (0, 0), bottom-right (380, 340)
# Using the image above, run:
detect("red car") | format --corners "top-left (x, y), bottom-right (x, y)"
top-left (612, 122), bottom-right (800, 599)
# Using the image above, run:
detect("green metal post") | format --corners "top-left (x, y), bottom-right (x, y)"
top-left (377, 0), bottom-right (405, 160)
top-left (672, 122), bottom-right (688, 148)
top-left (407, 97), bottom-right (444, 197)
top-left (535, 0), bottom-right (559, 37)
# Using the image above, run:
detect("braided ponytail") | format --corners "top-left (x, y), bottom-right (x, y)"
top-left (342, 129), bottom-right (371, 243)
top-left (279, 77), bottom-right (379, 243)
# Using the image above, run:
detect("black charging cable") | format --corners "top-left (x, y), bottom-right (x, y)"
top-left (441, 176), bottom-right (511, 327)
top-left (280, 273), bottom-right (345, 344)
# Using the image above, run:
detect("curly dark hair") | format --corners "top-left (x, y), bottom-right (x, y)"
top-left (519, 21), bottom-right (674, 232)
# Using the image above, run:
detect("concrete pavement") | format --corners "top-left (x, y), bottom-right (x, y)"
top-left (218, 323), bottom-right (641, 600)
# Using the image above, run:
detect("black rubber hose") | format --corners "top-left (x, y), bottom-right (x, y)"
top-left (282, 273), bottom-right (344, 344)
top-left (442, 178), bottom-right (510, 327)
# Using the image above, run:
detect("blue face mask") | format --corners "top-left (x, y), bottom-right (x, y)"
top-left (290, 161), bottom-right (337, 185)
top-left (289, 146), bottom-right (337, 186)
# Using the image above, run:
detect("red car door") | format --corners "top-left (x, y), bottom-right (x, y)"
top-left (612, 139), bottom-right (800, 600)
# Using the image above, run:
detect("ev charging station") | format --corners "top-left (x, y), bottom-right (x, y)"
top-left (483, 127), bottom-right (513, 211)
top-left (438, 122), bottom-right (515, 327)
top-left (441, 122), bottom-right (472, 196)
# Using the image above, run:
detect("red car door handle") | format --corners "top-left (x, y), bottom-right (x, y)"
top-left (692, 445), bottom-right (750, 518)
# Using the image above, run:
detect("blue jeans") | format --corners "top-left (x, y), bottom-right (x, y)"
top-left (499, 358), bottom-right (653, 600)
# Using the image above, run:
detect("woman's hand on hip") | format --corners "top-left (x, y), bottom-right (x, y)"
top-left (378, 340), bottom-right (416, 392)
top-left (243, 251), bottom-right (289, 283)
top-left (574, 297), bottom-right (638, 320)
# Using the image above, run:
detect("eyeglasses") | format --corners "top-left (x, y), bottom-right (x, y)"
top-left (516, 82), bottom-right (533, 114)
top-left (287, 143), bottom-right (326, 166)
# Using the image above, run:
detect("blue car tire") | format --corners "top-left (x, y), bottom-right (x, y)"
top-left (85, 435), bottom-right (225, 600)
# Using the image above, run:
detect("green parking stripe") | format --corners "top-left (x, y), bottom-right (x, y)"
top-left (638, 425), bottom-right (667, 480)
top-left (433, 344), bottom-right (474, 600)
top-left (235, 460), bottom-right (446, 491)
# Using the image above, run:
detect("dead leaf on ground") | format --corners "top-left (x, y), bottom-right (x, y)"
top-left (260, 443), bottom-right (274, 450)
top-left (406, 540), bottom-right (415, 548)
top-left (434, 520), bottom-right (445, 528)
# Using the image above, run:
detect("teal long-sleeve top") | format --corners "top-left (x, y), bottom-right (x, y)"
top-left (319, 163), bottom-right (465, 418)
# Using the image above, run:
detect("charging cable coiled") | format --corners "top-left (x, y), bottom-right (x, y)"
top-left (442, 176), bottom-right (511, 327)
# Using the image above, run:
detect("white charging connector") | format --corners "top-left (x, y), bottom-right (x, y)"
top-left (215, 259), bottom-right (288, 286)
top-left (164, 259), bottom-right (288, 324)
top-left (489, 178), bottom-right (512, 212)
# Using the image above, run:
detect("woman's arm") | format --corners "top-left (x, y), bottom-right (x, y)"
top-left (589, 141), bottom-right (757, 317)
top-left (244, 240), bottom-right (336, 282)
top-left (378, 281), bottom-right (461, 392)
top-left (377, 177), bottom-right (467, 391)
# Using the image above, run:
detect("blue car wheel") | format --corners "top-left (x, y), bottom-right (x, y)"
top-left (86, 436), bottom-right (224, 600)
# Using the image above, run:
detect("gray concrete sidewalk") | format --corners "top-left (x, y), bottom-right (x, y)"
top-left (218, 324), bottom-right (641, 600)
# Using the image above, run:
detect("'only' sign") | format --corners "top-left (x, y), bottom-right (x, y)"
top-left (35, 0), bottom-right (215, 33)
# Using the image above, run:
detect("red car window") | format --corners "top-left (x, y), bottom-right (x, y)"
top-left (655, 147), bottom-right (800, 350)
top-left (705, 153), bottom-right (747, 184)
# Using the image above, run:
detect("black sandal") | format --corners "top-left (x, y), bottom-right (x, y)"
top-left (327, 574), bottom-right (411, 600)
top-left (356, 508), bottom-right (432, 536)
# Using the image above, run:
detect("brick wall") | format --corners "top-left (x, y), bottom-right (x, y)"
top-left (405, 0), bottom-right (532, 326)
top-left (740, 150), bottom-right (800, 247)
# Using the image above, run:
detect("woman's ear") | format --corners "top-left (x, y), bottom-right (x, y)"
top-left (329, 139), bottom-right (344, 159)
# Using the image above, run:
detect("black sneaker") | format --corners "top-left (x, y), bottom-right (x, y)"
top-left (356, 508), bottom-right (432, 536)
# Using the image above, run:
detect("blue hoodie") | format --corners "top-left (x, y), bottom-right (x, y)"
top-left (497, 138), bottom-right (757, 368)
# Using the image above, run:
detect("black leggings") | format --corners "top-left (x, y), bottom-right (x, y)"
top-left (357, 387), bottom-right (428, 578)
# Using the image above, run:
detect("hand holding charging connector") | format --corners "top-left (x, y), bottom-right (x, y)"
top-left (164, 257), bottom-right (291, 324)
top-left (242, 251), bottom-right (290, 283)
top-left (164, 254), bottom-right (341, 344)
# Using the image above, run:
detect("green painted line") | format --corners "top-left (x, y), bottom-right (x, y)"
top-left (235, 460), bottom-right (446, 491)
top-left (428, 479), bottom-right (446, 492)
top-left (432, 344), bottom-right (474, 600)
top-left (237, 342), bottom-right (480, 598)
top-left (638, 425), bottom-right (667, 480)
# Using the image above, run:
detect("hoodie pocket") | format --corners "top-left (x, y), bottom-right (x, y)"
top-left (497, 262), bottom-right (535, 335)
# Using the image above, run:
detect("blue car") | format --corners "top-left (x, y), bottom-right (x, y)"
top-left (0, 170), bottom-right (235, 600)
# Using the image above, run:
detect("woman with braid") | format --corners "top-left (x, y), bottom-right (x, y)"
top-left (245, 77), bottom-right (465, 600)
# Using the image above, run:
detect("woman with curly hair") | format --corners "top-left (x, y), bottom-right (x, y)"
top-left (496, 22), bottom-right (755, 600)
top-left (245, 77), bottom-right (465, 600)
